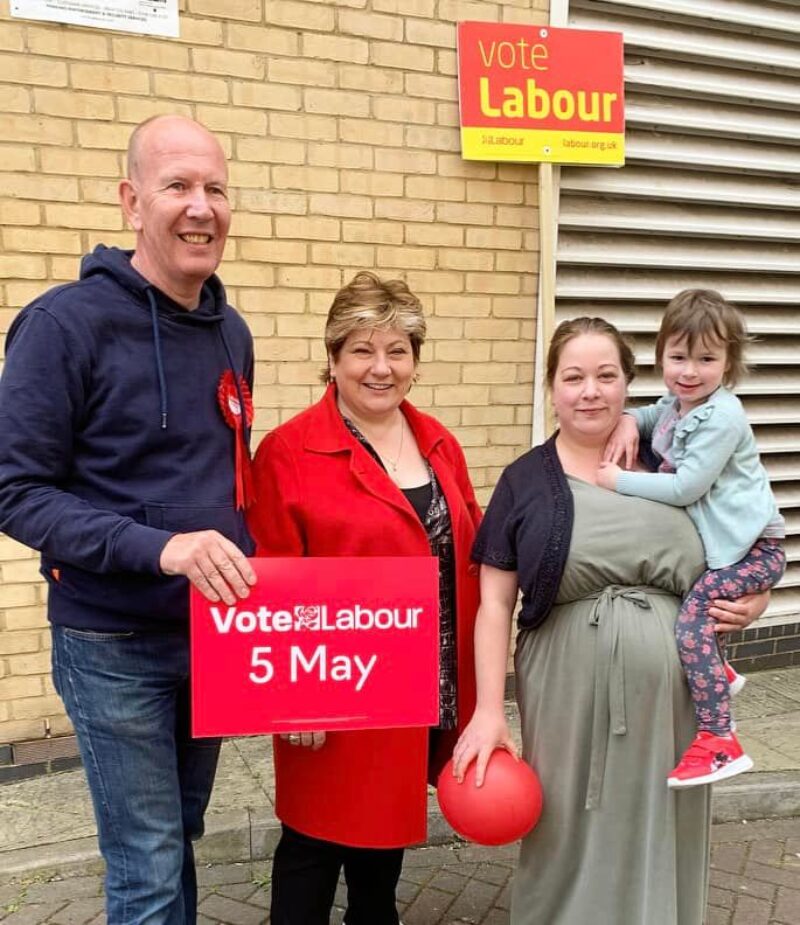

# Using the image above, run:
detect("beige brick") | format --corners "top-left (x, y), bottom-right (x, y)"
top-left (373, 97), bottom-right (436, 125)
top-left (229, 214), bottom-right (274, 239)
top-left (0, 52), bottom-right (68, 87)
top-left (216, 262), bottom-right (276, 288)
top-left (117, 97), bottom-right (193, 124)
top-left (438, 0), bottom-right (498, 22)
top-left (496, 205), bottom-right (538, 228)
top-left (0, 199), bottom-right (41, 226)
top-left (438, 153), bottom-right (496, 180)
top-left (0, 145), bottom-right (36, 172)
top-left (406, 125), bottom-right (459, 152)
top-left (3, 228), bottom-right (82, 255)
top-left (273, 166), bottom-right (339, 193)
top-left (490, 384), bottom-right (535, 405)
top-left (433, 205), bottom-right (492, 229)
top-left (375, 245), bottom-right (433, 270)
top-left (461, 404), bottom-right (515, 426)
top-left (0, 20), bottom-right (26, 52)
top-left (0, 674), bottom-right (43, 700)
top-left (374, 199), bottom-right (434, 222)
top-left (278, 267), bottom-right (342, 291)
top-left (373, 0), bottom-right (435, 13)
top-left (239, 240), bottom-right (308, 264)
top-left (237, 137), bottom-right (305, 164)
top-left (153, 72), bottom-right (229, 104)
top-left (496, 252), bottom-right (537, 274)
top-left (309, 193), bottom-right (372, 220)
top-left (34, 89), bottom-right (114, 121)
top-left (269, 58), bottom-right (336, 88)
top-left (439, 248), bottom-right (494, 272)
top-left (228, 24), bottom-right (299, 55)
top-left (5, 282), bottom-right (48, 307)
top-left (0, 537), bottom-right (38, 560)
top-left (338, 64), bottom-right (404, 94)
top-left (112, 37), bottom-right (190, 70)
top-left (303, 33), bottom-right (368, 64)
top-left (0, 255), bottom-right (47, 280)
top-left (341, 220), bottom-right (403, 245)
top-left (8, 650), bottom-right (51, 676)
top-left (341, 172), bottom-right (403, 198)
top-left (492, 340), bottom-right (535, 363)
top-left (278, 363), bottom-right (325, 386)
top-left (0, 632), bottom-right (43, 657)
top-left (505, 6), bottom-right (548, 25)
top-left (271, 112), bottom-right (337, 142)
top-left (406, 176), bottom-right (465, 202)
top-left (405, 73), bottom-right (458, 101)
top-left (266, 0), bottom-right (334, 30)
top-left (238, 287), bottom-right (305, 314)
top-left (76, 122), bottom-right (135, 152)
top-left (195, 105), bottom-right (267, 136)
top-left (372, 41), bottom-right (434, 72)
top-left (463, 362), bottom-right (518, 384)
top-left (70, 62), bottom-right (148, 95)
top-left (81, 179), bottom-right (123, 205)
top-left (311, 242), bottom-right (375, 266)
top-left (405, 223), bottom-right (463, 247)
top-left (516, 405), bottom-right (533, 426)
top-left (12, 694), bottom-right (64, 721)
top-left (188, 0), bottom-right (261, 20)
top-left (523, 230), bottom-right (540, 252)
top-left (465, 319), bottom-right (520, 340)
top-left (468, 180), bottom-right (525, 205)
top-left (0, 718), bottom-right (45, 743)
top-left (434, 293), bottom-right (492, 317)
top-left (406, 18), bottom-right (456, 47)
top-left (228, 162), bottom-right (270, 188)
top-left (48, 715), bottom-right (75, 737)
top-left (41, 150), bottom-right (119, 181)
top-left (237, 189), bottom-right (307, 215)
top-left (0, 84), bottom-right (30, 113)
top-left (240, 316), bottom-right (277, 340)
top-left (308, 143), bottom-right (373, 170)
top-left (193, 46), bottom-right (264, 80)
top-left (448, 425), bottom-right (488, 447)
top-left (340, 10), bottom-right (403, 40)
top-left (436, 101), bottom-right (460, 127)
top-left (257, 337), bottom-right (311, 361)
top-left (274, 216), bottom-right (340, 241)
top-left (0, 113), bottom-right (72, 146)
top-left (177, 16), bottom-right (224, 45)
top-left (491, 296), bottom-right (536, 319)
top-left (2, 606), bottom-right (47, 631)
top-left (434, 384), bottom-right (490, 406)
top-left (468, 273), bottom-right (521, 295)
top-left (404, 271), bottom-right (462, 293)
top-left (85, 230), bottom-right (131, 251)
top-left (417, 362), bottom-right (460, 385)
top-left (465, 445), bottom-right (516, 468)
top-left (263, 384), bottom-right (314, 407)
top-left (304, 88), bottom-right (369, 118)
top-left (340, 118), bottom-right (403, 147)
top-left (51, 256), bottom-right (81, 279)
top-left (232, 81), bottom-right (302, 112)
top-left (374, 148), bottom-right (436, 175)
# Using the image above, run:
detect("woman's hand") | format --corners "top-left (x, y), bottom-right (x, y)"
top-left (451, 708), bottom-right (518, 787)
top-left (280, 731), bottom-right (326, 750)
top-left (711, 590), bottom-right (770, 634)
top-left (603, 413), bottom-right (640, 470)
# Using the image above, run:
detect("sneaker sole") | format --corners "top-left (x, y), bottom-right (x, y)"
top-left (729, 674), bottom-right (746, 696)
top-left (667, 754), bottom-right (753, 789)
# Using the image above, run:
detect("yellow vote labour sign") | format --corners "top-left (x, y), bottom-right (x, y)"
top-left (457, 22), bottom-right (625, 166)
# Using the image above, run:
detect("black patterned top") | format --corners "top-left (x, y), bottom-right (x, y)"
top-left (342, 414), bottom-right (458, 729)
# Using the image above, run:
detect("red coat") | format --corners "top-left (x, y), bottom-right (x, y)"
top-left (248, 385), bottom-right (481, 848)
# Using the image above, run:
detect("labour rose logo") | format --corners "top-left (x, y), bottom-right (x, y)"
top-left (294, 605), bottom-right (321, 630)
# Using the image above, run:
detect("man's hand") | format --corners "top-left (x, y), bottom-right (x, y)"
top-left (596, 461), bottom-right (622, 491)
top-left (603, 413), bottom-right (640, 470)
top-left (160, 531), bottom-right (256, 604)
top-left (281, 731), bottom-right (326, 750)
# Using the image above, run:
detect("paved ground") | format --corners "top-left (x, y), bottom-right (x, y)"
top-left (0, 818), bottom-right (797, 925)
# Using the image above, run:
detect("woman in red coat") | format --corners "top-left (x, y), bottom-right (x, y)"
top-left (248, 271), bottom-right (482, 925)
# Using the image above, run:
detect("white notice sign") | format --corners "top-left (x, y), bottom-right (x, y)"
top-left (11, 1), bottom-right (179, 38)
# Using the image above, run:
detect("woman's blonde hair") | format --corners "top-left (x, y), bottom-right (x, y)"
top-left (321, 271), bottom-right (427, 383)
top-left (546, 317), bottom-right (637, 388)
top-left (655, 289), bottom-right (750, 387)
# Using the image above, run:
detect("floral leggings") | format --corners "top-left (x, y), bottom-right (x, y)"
top-left (677, 537), bottom-right (786, 735)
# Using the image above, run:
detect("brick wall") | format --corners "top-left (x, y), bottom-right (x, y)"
top-left (0, 0), bottom-right (547, 746)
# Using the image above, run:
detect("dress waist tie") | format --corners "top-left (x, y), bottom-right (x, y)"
top-left (583, 585), bottom-right (671, 810)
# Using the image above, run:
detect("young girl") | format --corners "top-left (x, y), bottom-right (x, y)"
top-left (598, 289), bottom-right (786, 788)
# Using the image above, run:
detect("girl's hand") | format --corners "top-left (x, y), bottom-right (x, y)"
top-left (597, 461), bottom-right (622, 491)
top-left (603, 413), bottom-right (640, 470)
top-left (711, 590), bottom-right (770, 634)
top-left (451, 708), bottom-right (518, 787)
top-left (280, 731), bottom-right (326, 750)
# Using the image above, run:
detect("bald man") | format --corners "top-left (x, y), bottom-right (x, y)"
top-left (0, 116), bottom-right (256, 924)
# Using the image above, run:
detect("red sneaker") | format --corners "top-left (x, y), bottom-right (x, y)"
top-left (724, 661), bottom-right (747, 696)
top-left (667, 732), bottom-right (753, 789)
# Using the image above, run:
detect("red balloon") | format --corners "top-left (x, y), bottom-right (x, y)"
top-left (437, 749), bottom-right (543, 846)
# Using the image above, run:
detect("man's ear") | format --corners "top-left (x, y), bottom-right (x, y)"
top-left (119, 179), bottom-right (142, 232)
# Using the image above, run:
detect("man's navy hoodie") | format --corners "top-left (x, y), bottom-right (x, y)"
top-left (0, 245), bottom-right (255, 631)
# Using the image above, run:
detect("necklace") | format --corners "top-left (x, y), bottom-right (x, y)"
top-left (379, 415), bottom-right (405, 473)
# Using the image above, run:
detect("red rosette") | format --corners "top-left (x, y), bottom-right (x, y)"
top-left (217, 370), bottom-right (255, 510)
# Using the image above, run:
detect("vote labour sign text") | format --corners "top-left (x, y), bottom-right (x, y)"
top-left (457, 22), bottom-right (625, 165)
top-left (190, 557), bottom-right (440, 737)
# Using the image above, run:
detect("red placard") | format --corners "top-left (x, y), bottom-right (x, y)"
top-left (190, 557), bottom-right (440, 737)
top-left (458, 22), bottom-right (625, 164)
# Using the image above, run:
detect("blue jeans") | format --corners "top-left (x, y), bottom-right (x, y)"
top-left (51, 625), bottom-right (221, 925)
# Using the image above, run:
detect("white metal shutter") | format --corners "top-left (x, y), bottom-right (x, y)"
top-left (557, 0), bottom-right (800, 624)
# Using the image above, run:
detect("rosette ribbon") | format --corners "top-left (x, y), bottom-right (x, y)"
top-left (217, 370), bottom-right (255, 510)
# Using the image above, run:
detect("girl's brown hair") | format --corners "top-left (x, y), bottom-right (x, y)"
top-left (546, 317), bottom-right (637, 388)
top-left (655, 289), bottom-right (750, 387)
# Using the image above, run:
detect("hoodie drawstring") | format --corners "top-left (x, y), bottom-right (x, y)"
top-left (147, 289), bottom-right (169, 430)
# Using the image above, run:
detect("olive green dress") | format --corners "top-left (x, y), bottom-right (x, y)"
top-left (512, 479), bottom-right (711, 925)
